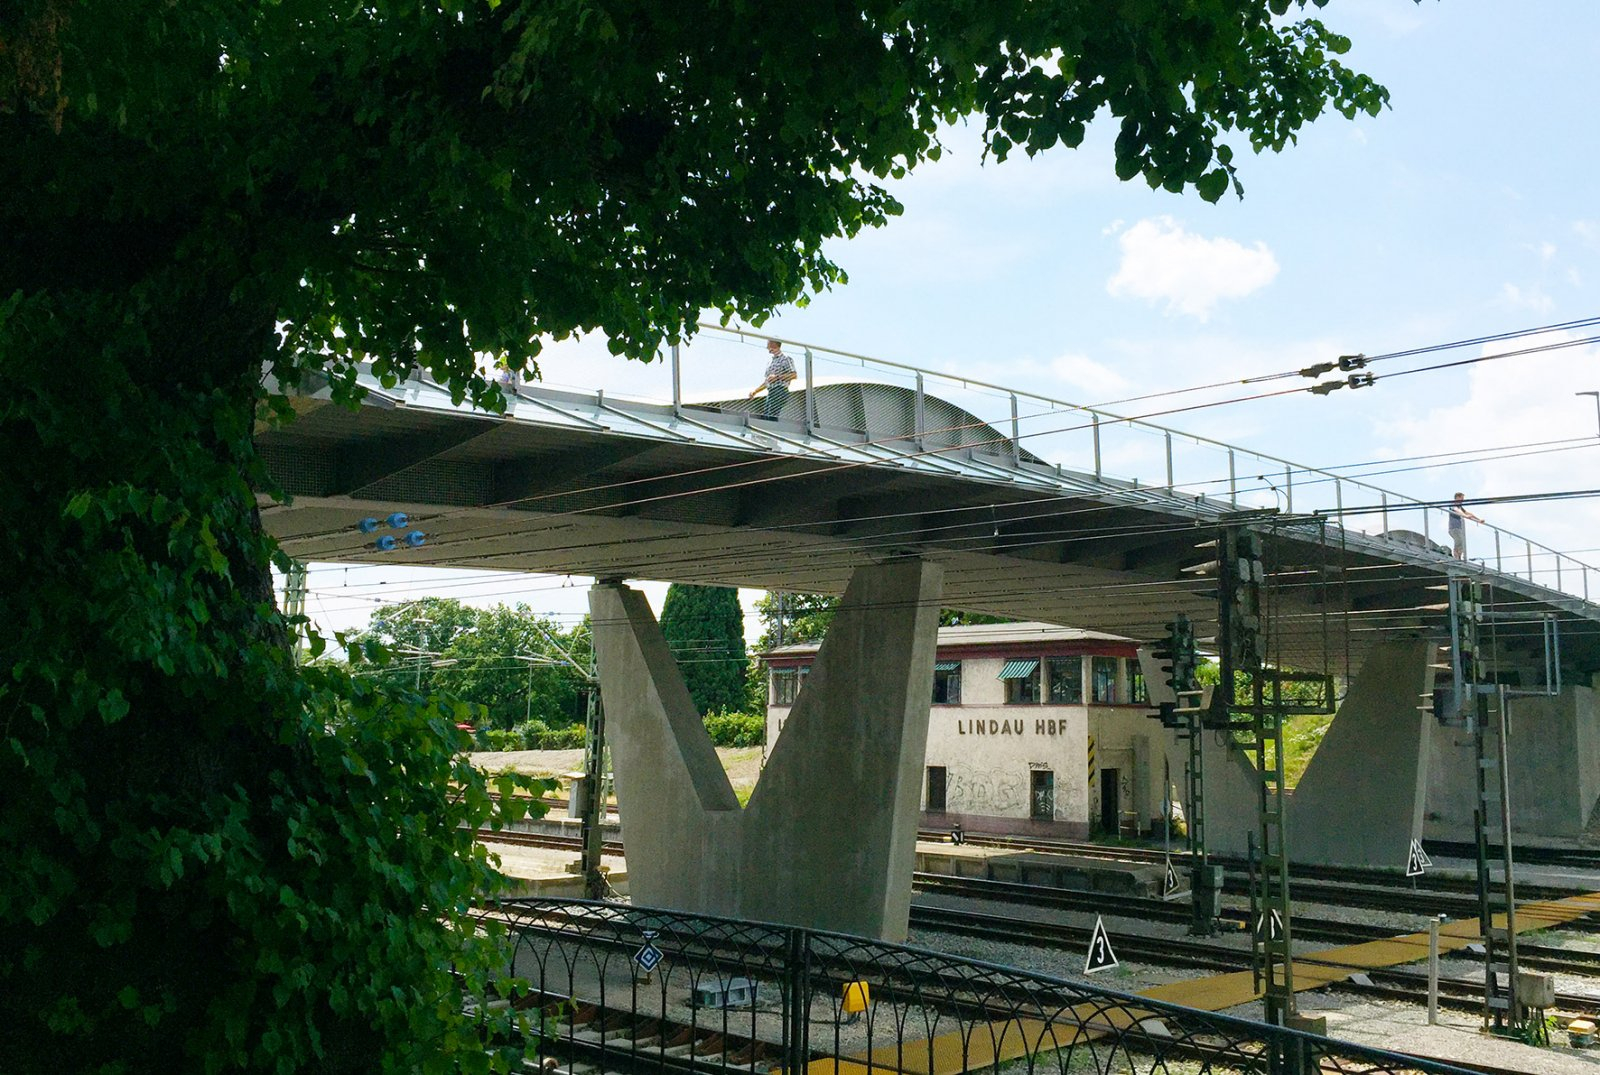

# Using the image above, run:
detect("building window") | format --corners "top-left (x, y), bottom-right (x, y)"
top-left (1046, 657), bottom-right (1083, 704)
top-left (999, 658), bottom-right (1041, 704)
top-left (1129, 661), bottom-right (1148, 704)
top-left (771, 665), bottom-right (809, 706)
top-left (926, 766), bottom-right (947, 811)
top-left (932, 660), bottom-right (962, 704)
top-left (1091, 656), bottom-right (1120, 704)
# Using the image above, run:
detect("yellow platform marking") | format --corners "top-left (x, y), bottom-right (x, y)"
top-left (1147, 889), bottom-right (1600, 1012)
top-left (803, 890), bottom-right (1600, 1075)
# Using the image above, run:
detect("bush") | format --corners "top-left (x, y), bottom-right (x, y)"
top-left (703, 710), bottom-right (765, 747)
top-left (481, 728), bottom-right (523, 752)
top-left (532, 723), bottom-right (587, 750)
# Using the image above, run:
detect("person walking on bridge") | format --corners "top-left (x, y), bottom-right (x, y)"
top-left (1447, 492), bottom-right (1484, 560)
top-left (750, 338), bottom-right (796, 418)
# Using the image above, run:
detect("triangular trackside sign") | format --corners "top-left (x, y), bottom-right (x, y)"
top-left (1406, 838), bottom-right (1430, 878)
top-left (1085, 915), bottom-right (1118, 974)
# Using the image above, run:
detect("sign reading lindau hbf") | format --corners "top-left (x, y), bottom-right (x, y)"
top-left (955, 718), bottom-right (1070, 737)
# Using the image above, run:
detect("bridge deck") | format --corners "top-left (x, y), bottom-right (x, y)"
top-left (258, 370), bottom-right (1600, 674)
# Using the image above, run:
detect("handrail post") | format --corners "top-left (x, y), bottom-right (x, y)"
top-left (1165, 432), bottom-right (1174, 490)
top-left (1229, 449), bottom-right (1237, 506)
top-left (804, 349), bottom-right (816, 433)
top-left (1092, 413), bottom-right (1102, 480)
top-left (670, 342), bottom-right (682, 417)
top-left (783, 927), bottom-right (810, 1075)
top-left (914, 372), bottom-right (926, 450)
top-left (1010, 393), bottom-right (1021, 466)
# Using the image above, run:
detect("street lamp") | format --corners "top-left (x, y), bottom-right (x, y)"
top-left (1578, 390), bottom-right (1600, 437)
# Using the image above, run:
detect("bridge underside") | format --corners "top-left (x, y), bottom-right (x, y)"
top-left (257, 381), bottom-right (1600, 679)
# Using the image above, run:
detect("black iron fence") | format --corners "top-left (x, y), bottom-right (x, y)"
top-left (477, 898), bottom-right (1474, 1075)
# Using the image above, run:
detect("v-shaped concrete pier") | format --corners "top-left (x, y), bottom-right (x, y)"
top-left (590, 559), bottom-right (943, 941)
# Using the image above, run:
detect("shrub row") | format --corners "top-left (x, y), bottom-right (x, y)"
top-left (473, 711), bottom-right (767, 751)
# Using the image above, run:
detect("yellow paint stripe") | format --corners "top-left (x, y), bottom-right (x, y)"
top-left (802, 890), bottom-right (1600, 1075)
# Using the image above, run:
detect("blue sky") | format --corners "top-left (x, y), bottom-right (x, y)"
top-left (298, 1), bottom-right (1600, 641)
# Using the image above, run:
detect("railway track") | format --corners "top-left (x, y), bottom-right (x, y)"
top-left (912, 873), bottom-right (1600, 979)
top-left (477, 826), bottom-right (627, 856)
top-left (473, 825), bottom-right (1600, 927)
top-left (1424, 838), bottom-right (1600, 872)
top-left (919, 830), bottom-right (1600, 907)
top-left (908, 902), bottom-right (1600, 1021)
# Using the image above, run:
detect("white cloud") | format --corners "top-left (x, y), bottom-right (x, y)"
top-left (1499, 282), bottom-right (1555, 313)
top-left (1105, 216), bottom-right (1279, 320)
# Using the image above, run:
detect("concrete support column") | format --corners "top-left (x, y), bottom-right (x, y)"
top-left (1291, 638), bottom-right (1436, 867)
top-left (1183, 731), bottom-right (1265, 857)
top-left (1137, 646), bottom-right (1260, 856)
top-left (1427, 685), bottom-right (1599, 840)
top-left (590, 559), bottom-right (943, 941)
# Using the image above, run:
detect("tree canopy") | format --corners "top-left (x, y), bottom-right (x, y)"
top-left (350, 598), bottom-right (591, 730)
top-left (1, 2), bottom-right (1386, 1069)
top-left (659, 584), bottom-right (749, 716)
top-left (755, 592), bottom-right (1014, 651)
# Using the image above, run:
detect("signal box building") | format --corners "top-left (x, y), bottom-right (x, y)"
top-left (762, 622), bottom-right (1169, 839)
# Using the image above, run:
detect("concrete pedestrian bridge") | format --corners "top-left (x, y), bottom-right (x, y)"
top-left (259, 363), bottom-right (1599, 674)
top-left (258, 357), bottom-right (1600, 940)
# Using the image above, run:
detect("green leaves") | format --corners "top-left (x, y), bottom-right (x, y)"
top-left (1, 1), bottom-right (1387, 1068)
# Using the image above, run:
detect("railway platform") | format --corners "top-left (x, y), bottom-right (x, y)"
top-left (476, 835), bottom-right (628, 899)
top-left (916, 841), bottom-right (1164, 897)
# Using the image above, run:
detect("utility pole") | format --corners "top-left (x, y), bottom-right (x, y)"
top-left (1207, 519), bottom-right (1337, 1040)
top-left (522, 621), bottom-right (609, 899)
top-left (282, 560), bottom-right (308, 660)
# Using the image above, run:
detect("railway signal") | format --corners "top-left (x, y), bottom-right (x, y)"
top-left (1148, 614), bottom-right (1199, 728)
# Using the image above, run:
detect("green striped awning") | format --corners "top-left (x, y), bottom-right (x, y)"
top-left (933, 660), bottom-right (961, 672)
top-left (997, 658), bottom-right (1040, 680)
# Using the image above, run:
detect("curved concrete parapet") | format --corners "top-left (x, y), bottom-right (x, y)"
top-left (591, 559), bottom-right (943, 941)
top-left (698, 380), bottom-right (1048, 464)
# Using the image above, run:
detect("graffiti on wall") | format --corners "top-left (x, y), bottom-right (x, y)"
top-left (947, 767), bottom-right (1027, 814)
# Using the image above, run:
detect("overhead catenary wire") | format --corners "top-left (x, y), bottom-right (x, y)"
top-left (296, 480), bottom-right (1600, 624)
top-left (1086, 314), bottom-right (1600, 408)
top-left (293, 433), bottom-right (1600, 621)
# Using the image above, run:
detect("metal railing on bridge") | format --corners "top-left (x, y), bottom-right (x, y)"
top-left (475, 898), bottom-right (1473, 1075)
top-left (520, 324), bottom-right (1597, 605)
